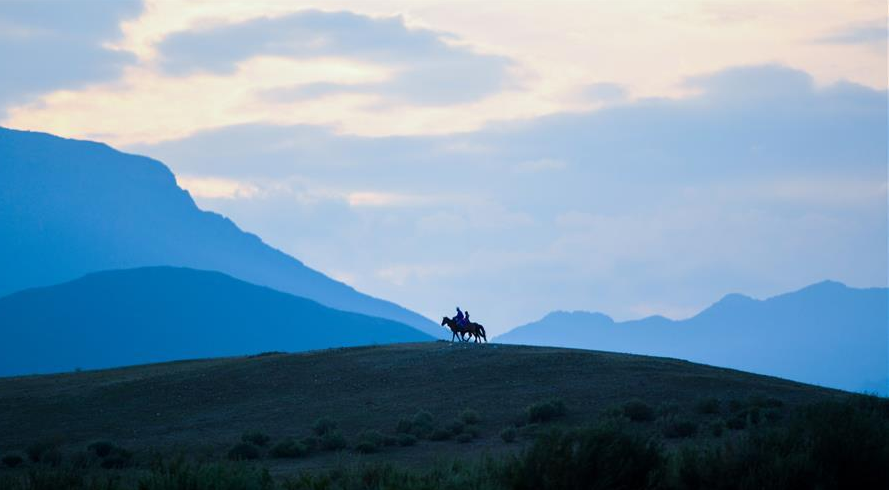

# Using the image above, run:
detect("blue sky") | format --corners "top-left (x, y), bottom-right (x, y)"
top-left (2, 1), bottom-right (886, 333)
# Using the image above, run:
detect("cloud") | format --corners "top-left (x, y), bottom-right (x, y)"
top-left (175, 175), bottom-right (260, 200)
top-left (817, 18), bottom-right (887, 46)
top-left (130, 64), bottom-right (887, 332)
top-left (157, 9), bottom-right (515, 105)
top-left (0, 0), bottom-right (143, 114)
top-left (580, 83), bottom-right (627, 103)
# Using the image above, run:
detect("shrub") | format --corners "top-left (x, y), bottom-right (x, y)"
top-left (502, 424), bottom-right (664, 490)
top-left (26, 439), bottom-right (61, 463)
top-left (241, 431), bottom-right (270, 447)
top-left (301, 435), bottom-right (320, 451)
top-left (695, 397), bottom-right (721, 415)
top-left (100, 448), bottom-right (133, 469)
top-left (726, 415), bottom-right (746, 430)
top-left (227, 443), bottom-right (260, 461)
top-left (446, 419), bottom-right (465, 435)
top-left (728, 398), bottom-right (745, 412)
top-left (657, 402), bottom-right (680, 418)
top-left (410, 411), bottom-right (435, 438)
top-left (500, 427), bottom-right (517, 443)
top-left (526, 399), bottom-right (567, 423)
top-left (313, 417), bottom-right (338, 437)
top-left (662, 419), bottom-right (697, 439)
top-left (429, 428), bottom-right (452, 441)
top-left (271, 439), bottom-right (308, 458)
top-left (456, 433), bottom-right (473, 443)
top-left (382, 435), bottom-right (398, 447)
top-left (395, 418), bottom-right (413, 434)
top-left (764, 408), bottom-right (783, 423)
top-left (622, 399), bottom-right (655, 422)
top-left (397, 434), bottom-right (417, 447)
top-left (2, 454), bottom-right (23, 468)
top-left (40, 449), bottom-right (63, 467)
top-left (355, 430), bottom-right (385, 453)
top-left (460, 409), bottom-right (481, 425)
top-left (320, 430), bottom-right (347, 451)
top-left (710, 419), bottom-right (725, 437)
top-left (87, 441), bottom-right (115, 458)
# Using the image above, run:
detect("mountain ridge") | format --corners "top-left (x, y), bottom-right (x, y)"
top-left (497, 280), bottom-right (888, 394)
top-left (0, 126), bottom-right (443, 338)
top-left (0, 266), bottom-right (433, 376)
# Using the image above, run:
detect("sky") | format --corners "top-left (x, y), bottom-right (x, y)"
top-left (2, 0), bottom-right (886, 334)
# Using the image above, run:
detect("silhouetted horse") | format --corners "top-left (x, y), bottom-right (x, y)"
top-left (441, 317), bottom-right (487, 343)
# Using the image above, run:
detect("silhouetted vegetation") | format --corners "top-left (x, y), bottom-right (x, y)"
top-left (87, 441), bottom-right (115, 458)
top-left (396, 433), bottom-right (417, 447)
top-left (1, 397), bottom-right (885, 490)
top-left (525, 398), bottom-right (567, 423)
top-left (460, 409), bottom-right (481, 425)
top-left (227, 442), bottom-right (260, 461)
top-left (500, 427), bottom-right (517, 443)
top-left (25, 438), bottom-right (62, 464)
top-left (312, 417), bottom-right (337, 437)
top-left (271, 438), bottom-right (308, 458)
top-left (241, 431), bottom-right (271, 447)
top-left (694, 397), bottom-right (721, 415)
top-left (320, 430), bottom-right (348, 451)
top-left (622, 399), bottom-right (656, 422)
top-left (1, 453), bottom-right (23, 468)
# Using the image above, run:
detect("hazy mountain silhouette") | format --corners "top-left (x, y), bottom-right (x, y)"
top-left (0, 127), bottom-right (442, 338)
top-left (0, 266), bottom-right (433, 376)
top-left (497, 281), bottom-right (888, 394)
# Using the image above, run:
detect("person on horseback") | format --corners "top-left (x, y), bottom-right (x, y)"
top-left (455, 307), bottom-right (466, 326)
top-left (464, 311), bottom-right (471, 325)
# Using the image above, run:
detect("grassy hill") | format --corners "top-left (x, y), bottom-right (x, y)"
top-left (0, 342), bottom-right (846, 475)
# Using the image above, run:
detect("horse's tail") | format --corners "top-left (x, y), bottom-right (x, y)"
top-left (478, 324), bottom-right (487, 341)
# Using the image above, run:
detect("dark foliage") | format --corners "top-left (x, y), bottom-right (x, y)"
top-left (227, 442), bottom-right (260, 461)
top-left (526, 399), bottom-right (567, 423)
top-left (456, 433), bottom-right (473, 443)
top-left (312, 418), bottom-right (337, 437)
top-left (87, 441), bottom-right (115, 458)
top-left (241, 431), bottom-right (271, 447)
top-left (500, 427), bottom-right (517, 443)
top-left (662, 419), bottom-right (697, 439)
top-left (694, 398), bottom-right (721, 415)
top-left (354, 430), bottom-right (385, 454)
top-left (397, 433), bottom-right (417, 447)
top-left (270, 439), bottom-right (308, 458)
top-left (460, 409), bottom-right (481, 425)
top-left (320, 430), bottom-right (347, 451)
top-left (622, 399), bottom-right (656, 422)
top-left (26, 439), bottom-right (62, 464)
top-left (2, 454), bottom-right (24, 468)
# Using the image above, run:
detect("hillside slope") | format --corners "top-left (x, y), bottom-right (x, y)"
top-left (0, 267), bottom-right (432, 376)
top-left (497, 281), bottom-right (888, 394)
top-left (0, 343), bottom-right (842, 471)
top-left (0, 127), bottom-right (442, 337)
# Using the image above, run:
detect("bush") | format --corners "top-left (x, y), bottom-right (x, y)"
top-left (657, 402), bottom-right (680, 418)
top-left (460, 409), bottom-right (481, 425)
top-left (429, 428), bottom-right (452, 441)
top-left (410, 410), bottom-right (435, 438)
top-left (395, 418), bottom-right (413, 434)
top-left (695, 397), bottom-right (721, 415)
top-left (710, 419), bottom-right (725, 437)
top-left (87, 441), bottom-right (115, 458)
top-left (354, 430), bottom-right (385, 453)
top-left (446, 419), bottom-right (465, 435)
top-left (2, 454), bottom-right (24, 468)
top-left (500, 427), bottom-right (517, 443)
top-left (397, 434), bottom-right (417, 447)
top-left (526, 399), bottom-right (567, 423)
top-left (622, 399), bottom-right (655, 422)
top-left (227, 443), bottom-right (260, 461)
top-left (382, 435), bottom-right (398, 447)
top-left (301, 435), bottom-right (320, 451)
top-left (312, 417), bottom-right (338, 436)
top-left (728, 398), bottom-right (745, 412)
top-left (320, 430), bottom-right (347, 451)
top-left (456, 433), bottom-right (473, 444)
top-left (502, 424), bottom-right (664, 490)
top-left (662, 419), bottom-right (698, 439)
top-left (726, 415), bottom-right (746, 430)
top-left (241, 431), bottom-right (270, 447)
top-left (270, 439), bottom-right (308, 458)
top-left (100, 448), bottom-right (133, 469)
top-left (40, 449), bottom-right (63, 467)
top-left (26, 439), bottom-right (62, 463)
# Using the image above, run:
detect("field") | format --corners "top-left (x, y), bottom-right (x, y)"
top-left (0, 341), bottom-right (884, 489)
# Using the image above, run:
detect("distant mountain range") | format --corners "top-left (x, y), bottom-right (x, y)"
top-left (497, 281), bottom-right (888, 394)
top-left (0, 266), bottom-right (433, 376)
top-left (0, 127), bottom-right (442, 338)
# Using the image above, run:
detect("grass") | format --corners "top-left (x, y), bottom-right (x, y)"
top-left (0, 342), bottom-right (847, 473)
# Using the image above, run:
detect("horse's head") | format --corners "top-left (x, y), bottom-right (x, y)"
top-left (441, 316), bottom-right (449, 326)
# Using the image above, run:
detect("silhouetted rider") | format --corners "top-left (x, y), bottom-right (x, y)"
top-left (455, 307), bottom-right (466, 326)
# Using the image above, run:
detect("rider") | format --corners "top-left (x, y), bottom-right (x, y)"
top-left (455, 307), bottom-right (466, 326)
top-left (464, 311), bottom-right (471, 325)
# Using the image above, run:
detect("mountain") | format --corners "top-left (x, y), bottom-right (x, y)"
top-left (0, 127), bottom-right (443, 338)
top-left (0, 266), bottom-right (432, 376)
top-left (497, 281), bottom-right (888, 394)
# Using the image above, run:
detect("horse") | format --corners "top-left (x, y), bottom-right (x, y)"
top-left (441, 317), bottom-right (488, 343)
top-left (442, 316), bottom-right (471, 342)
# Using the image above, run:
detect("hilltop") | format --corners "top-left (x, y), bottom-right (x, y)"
top-left (0, 342), bottom-right (844, 473)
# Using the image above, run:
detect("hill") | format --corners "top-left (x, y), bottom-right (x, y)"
top-left (0, 127), bottom-right (441, 338)
top-left (497, 281), bottom-right (888, 394)
top-left (0, 342), bottom-right (844, 473)
top-left (0, 267), bottom-right (432, 376)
